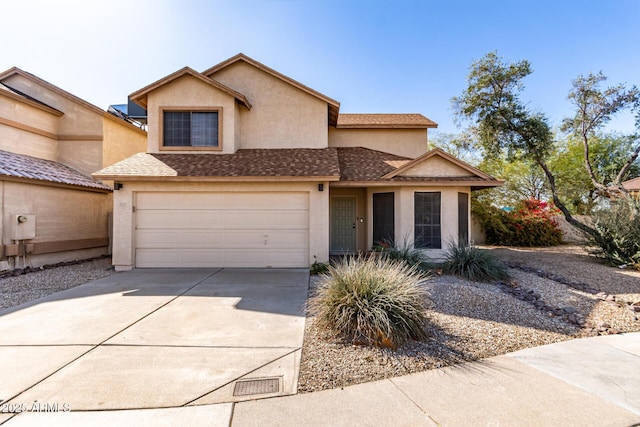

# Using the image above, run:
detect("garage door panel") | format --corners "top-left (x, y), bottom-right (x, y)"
top-left (135, 192), bottom-right (310, 268)
top-left (137, 229), bottom-right (308, 249)
top-left (223, 211), bottom-right (308, 229)
top-left (136, 248), bottom-right (305, 268)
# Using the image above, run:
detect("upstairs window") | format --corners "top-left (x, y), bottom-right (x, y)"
top-left (162, 110), bottom-right (220, 149)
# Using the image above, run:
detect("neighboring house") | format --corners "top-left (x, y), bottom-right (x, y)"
top-left (94, 54), bottom-right (502, 270)
top-left (0, 67), bottom-right (146, 268)
top-left (622, 177), bottom-right (640, 198)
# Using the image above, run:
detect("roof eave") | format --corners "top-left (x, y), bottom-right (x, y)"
top-left (331, 179), bottom-right (504, 187)
top-left (92, 175), bottom-right (341, 182)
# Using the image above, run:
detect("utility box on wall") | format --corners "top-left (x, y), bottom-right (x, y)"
top-left (11, 214), bottom-right (36, 240)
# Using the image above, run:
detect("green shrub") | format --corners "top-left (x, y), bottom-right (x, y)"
top-left (308, 255), bottom-right (430, 349)
top-left (443, 243), bottom-right (510, 282)
top-left (374, 236), bottom-right (432, 271)
top-left (591, 198), bottom-right (640, 269)
top-left (473, 199), bottom-right (563, 246)
top-left (310, 256), bottom-right (330, 275)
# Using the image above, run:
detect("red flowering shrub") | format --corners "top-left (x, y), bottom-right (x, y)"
top-left (473, 199), bottom-right (563, 246)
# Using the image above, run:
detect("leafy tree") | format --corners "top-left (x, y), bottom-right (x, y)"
top-left (452, 52), bottom-right (639, 251)
top-left (430, 131), bottom-right (480, 165)
top-left (476, 156), bottom-right (549, 209)
top-left (550, 133), bottom-right (640, 214)
top-left (562, 72), bottom-right (640, 197)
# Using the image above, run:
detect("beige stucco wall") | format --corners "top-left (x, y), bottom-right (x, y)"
top-left (401, 155), bottom-right (475, 177)
top-left (146, 75), bottom-right (237, 154)
top-left (0, 122), bottom-right (58, 161)
top-left (2, 74), bottom-right (103, 138)
top-left (329, 128), bottom-right (428, 159)
top-left (58, 140), bottom-right (103, 176)
top-left (0, 181), bottom-right (111, 267)
top-left (367, 186), bottom-right (470, 258)
top-left (211, 61), bottom-right (328, 149)
top-left (111, 181), bottom-right (329, 270)
top-left (102, 115), bottom-right (147, 168)
top-left (0, 93), bottom-right (60, 135)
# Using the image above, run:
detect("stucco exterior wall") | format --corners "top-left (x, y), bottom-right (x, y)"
top-left (0, 122), bottom-right (58, 161)
top-left (329, 128), bottom-right (428, 159)
top-left (2, 74), bottom-right (103, 138)
top-left (111, 181), bottom-right (329, 270)
top-left (146, 75), bottom-right (237, 154)
top-left (58, 140), bottom-right (103, 176)
top-left (0, 94), bottom-right (60, 135)
top-left (367, 186), bottom-right (470, 258)
top-left (102, 115), bottom-right (147, 168)
top-left (0, 181), bottom-right (111, 267)
top-left (211, 62), bottom-right (328, 149)
top-left (401, 155), bottom-right (475, 177)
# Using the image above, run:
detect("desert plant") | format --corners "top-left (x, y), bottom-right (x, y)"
top-left (376, 235), bottom-right (432, 271)
top-left (310, 256), bottom-right (330, 275)
top-left (443, 242), bottom-right (510, 282)
top-left (308, 255), bottom-right (430, 349)
top-left (590, 198), bottom-right (640, 269)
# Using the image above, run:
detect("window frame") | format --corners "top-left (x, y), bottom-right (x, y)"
top-left (414, 191), bottom-right (442, 249)
top-left (159, 106), bottom-right (223, 151)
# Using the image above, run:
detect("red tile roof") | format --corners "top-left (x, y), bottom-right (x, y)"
top-left (0, 150), bottom-right (111, 191)
top-left (337, 114), bottom-right (437, 128)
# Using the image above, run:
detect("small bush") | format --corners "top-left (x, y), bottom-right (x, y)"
top-left (473, 199), bottom-right (563, 246)
top-left (375, 236), bottom-right (432, 271)
top-left (308, 255), bottom-right (430, 349)
top-left (310, 256), bottom-right (330, 275)
top-left (443, 243), bottom-right (510, 282)
top-left (591, 198), bottom-right (640, 269)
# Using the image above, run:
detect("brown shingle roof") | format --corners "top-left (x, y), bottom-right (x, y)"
top-left (94, 149), bottom-right (341, 180)
top-left (337, 147), bottom-right (410, 181)
top-left (0, 150), bottom-right (111, 191)
top-left (337, 114), bottom-right (437, 129)
top-left (336, 147), bottom-right (501, 188)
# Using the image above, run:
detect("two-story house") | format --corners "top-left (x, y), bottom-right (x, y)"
top-left (0, 67), bottom-right (146, 268)
top-left (94, 54), bottom-right (502, 270)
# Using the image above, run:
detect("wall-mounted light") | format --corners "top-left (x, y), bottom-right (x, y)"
top-left (318, 183), bottom-right (324, 192)
top-left (114, 183), bottom-right (123, 190)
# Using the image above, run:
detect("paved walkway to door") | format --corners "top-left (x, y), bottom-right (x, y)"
top-left (0, 268), bottom-right (308, 415)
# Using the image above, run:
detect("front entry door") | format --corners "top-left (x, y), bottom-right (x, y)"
top-left (331, 197), bottom-right (356, 253)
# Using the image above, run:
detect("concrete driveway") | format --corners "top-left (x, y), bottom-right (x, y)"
top-left (0, 268), bottom-right (308, 412)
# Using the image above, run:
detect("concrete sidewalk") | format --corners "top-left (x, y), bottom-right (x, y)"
top-left (231, 332), bottom-right (640, 427)
top-left (3, 333), bottom-right (638, 426)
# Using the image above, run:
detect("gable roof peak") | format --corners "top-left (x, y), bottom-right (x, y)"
top-left (203, 53), bottom-right (340, 125)
top-left (129, 66), bottom-right (251, 110)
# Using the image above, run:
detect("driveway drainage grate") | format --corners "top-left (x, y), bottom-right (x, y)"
top-left (233, 377), bottom-right (280, 396)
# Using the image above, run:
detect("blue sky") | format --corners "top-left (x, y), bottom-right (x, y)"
top-left (2, 0), bottom-right (639, 136)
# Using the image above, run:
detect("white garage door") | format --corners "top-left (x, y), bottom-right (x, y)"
top-left (135, 192), bottom-right (309, 268)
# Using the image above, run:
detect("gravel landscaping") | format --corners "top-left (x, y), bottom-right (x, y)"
top-left (1, 248), bottom-right (637, 395)
top-left (298, 245), bottom-right (640, 393)
top-left (0, 257), bottom-right (116, 311)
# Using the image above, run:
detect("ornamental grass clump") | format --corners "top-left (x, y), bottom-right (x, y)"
top-left (443, 243), bottom-right (510, 282)
top-left (308, 255), bottom-right (430, 349)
